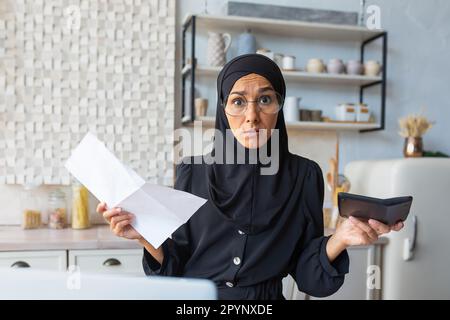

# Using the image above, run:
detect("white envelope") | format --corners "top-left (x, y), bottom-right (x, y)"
top-left (64, 132), bottom-right (207, 248)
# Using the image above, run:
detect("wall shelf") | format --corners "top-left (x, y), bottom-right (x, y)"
top-left (181, 14), bottom-right (388, 133)
top-left (182, 64), bottom-right (383, 86)
top-left (182, 14), bottom-right (384, 42)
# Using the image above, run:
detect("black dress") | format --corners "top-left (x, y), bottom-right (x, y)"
top-left (142, 154), bottom-right (350, 300)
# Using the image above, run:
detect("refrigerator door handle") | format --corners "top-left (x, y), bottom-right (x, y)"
top-left (403, 215), bottom-right (417, 261)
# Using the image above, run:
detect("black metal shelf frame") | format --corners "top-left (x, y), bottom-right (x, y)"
top-left (182, 15), bottom-right (388, 133)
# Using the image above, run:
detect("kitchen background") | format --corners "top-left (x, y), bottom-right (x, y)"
top-left (0, 0), bottom-right (449, 300)
top-left (176, 0), bottom-right (449, 161)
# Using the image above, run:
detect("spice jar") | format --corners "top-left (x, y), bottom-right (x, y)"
top-left (21, 183), bottom-right (42, 229)
top-left (71, 181), bottom-right (90, 229)
top-left (48, 189), bottom-right (67, 229)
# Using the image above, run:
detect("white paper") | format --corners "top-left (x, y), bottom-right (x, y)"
top-left (65, 132), bottom-right (207, 248)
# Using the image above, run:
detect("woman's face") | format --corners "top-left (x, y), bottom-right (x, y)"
top-left (224, 73), bottom-right (279, 149)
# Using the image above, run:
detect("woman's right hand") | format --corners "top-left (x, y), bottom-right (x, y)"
top-left (96, 202), bottom-right (165, 265)
top-left (96, 202), bottom-right (143, 240)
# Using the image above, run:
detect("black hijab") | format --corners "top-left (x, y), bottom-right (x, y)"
top-left (206, 54), bottom-right (301, 235)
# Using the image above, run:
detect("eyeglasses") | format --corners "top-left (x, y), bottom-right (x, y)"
top-left (223, 92), bottom-right (283, 117)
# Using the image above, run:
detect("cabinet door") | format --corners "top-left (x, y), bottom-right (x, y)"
top-left (0, 251), bottom-right (67, 271)
top-left (282, 275), bottom-right (307, 300)
top-left (68, 249), bottom-right (143, 275)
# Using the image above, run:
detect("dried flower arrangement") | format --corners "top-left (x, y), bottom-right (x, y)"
top-left (398, 111), bottom-right (434, 138)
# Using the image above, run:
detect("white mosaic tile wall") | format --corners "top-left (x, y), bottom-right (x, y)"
top-left (0, 0), bottom-right (175, 186)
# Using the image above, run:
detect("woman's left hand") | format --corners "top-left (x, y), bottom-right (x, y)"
top-left (326, 216), bottom-right (404, 262)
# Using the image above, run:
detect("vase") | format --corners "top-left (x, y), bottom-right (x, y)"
top-left (207, 32), bottom-right (232, 67)
top-left (364, 60), bottom-right (382, 77)
top-left (327, 59), bottom-right (345, 74)
top-left (237, 29), bottom-right (256, 56)
top-left (306, 58), bottom-right (325, 73)
top-left (404, 137), bottom-right (423, 158)
top-left (346, 60), bottom-right (364, 75)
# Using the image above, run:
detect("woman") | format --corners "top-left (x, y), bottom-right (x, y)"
top-left (97, 54), bottom-right (403, 300)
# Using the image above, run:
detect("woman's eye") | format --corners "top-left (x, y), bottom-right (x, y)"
top-left (232, 99), bottom-right (245, 106)
top-left (259, 95), bottom-right (272, 105)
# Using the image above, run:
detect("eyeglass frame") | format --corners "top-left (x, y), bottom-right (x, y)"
top-left (221, 92), bottom-right (284, 117)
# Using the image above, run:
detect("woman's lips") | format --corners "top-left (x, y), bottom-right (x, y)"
top-left (242, 129), bottom-right (259, 138)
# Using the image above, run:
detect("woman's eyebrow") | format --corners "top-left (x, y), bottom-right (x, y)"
top-left (258, 86), bottom-right (274, 93)
top-left (229, 90), bottom-right (246, 96)
top-left (229, 87), bottom-right (274, 96)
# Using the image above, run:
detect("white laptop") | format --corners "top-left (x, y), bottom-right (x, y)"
top-left (0, 268), bottom-right (217, 300)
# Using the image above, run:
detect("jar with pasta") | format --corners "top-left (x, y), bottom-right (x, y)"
top-left (21, 183), bottom-right (42, 229)
top-left (71, 181), bottom-right (90, 229)
top-left (48, 189), bottom-right (67, 229)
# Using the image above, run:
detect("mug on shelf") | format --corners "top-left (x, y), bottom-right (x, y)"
top-left (310, 110), bottom-right (323, 122)
top-left (283, 97), bottom-right (300, 122)
top-left (300, 109), bottom-right (312, 122)
top-left (274, 53), bottom-right (284, 68)
top-left (282, 55), bottom-right (296, 71)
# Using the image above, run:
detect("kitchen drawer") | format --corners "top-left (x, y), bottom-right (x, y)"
top-left (68, 249), bottom-right (143, 275)
top-left (0, 250), bottom-right (67, 271)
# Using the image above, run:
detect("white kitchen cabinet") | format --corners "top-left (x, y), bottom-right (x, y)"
top-left (282, 275), bottom-right (307, 300)
top-left (284, 244), bottom-right (384, 300)
top-left (0, 250), bottom-right (67, 271)
top-left (68, 249), bottom-right (144, 275)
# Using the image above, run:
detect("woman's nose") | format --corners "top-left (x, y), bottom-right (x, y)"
top-left (245, 103), bottom-right (259, 124)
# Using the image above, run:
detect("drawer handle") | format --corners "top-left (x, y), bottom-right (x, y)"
top-left (11, 261), bottom-right (31, 268)
top-left (103, 258), bottom-right (122, 267)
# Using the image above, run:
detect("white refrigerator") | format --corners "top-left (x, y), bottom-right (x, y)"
top-left (344, 158), bottom-right (450, 300)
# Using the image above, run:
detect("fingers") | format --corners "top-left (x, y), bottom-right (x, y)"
top-left (392, 221), bottom-right (404, 232)
top-left (357, 232), bottom-right (372, 246)
top-left (102, 207), bottom-right (124, 222)
top-left (368, 219), bottom-right (404, 233)
top-left (113, 218), bottom-right (133, 237)
top-left (368, 219), bottom-right (391, 235)
top-left (96, 202), bottom-right (107, 214)
top-left (110, 213), bottom-right (133, 230)
top-left (349, 216), bottom-right (379, 242)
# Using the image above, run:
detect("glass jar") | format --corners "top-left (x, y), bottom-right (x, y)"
top-left (21, 184), bottom-right (42, 229)
top-left (71, 181), bottom-right (90, 229)
top-left (48, 189), bottom-right (67, 229)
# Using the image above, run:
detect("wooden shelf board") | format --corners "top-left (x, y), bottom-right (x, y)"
top-left (182, 14), bottom-right (385, 42)
top-left (182, 64), bottom-right (382, 86)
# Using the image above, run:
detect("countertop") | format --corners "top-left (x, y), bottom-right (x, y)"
top-left (0, 225), bottom-right (142, 251)
top-left (0, 225), bottom-right (388, 252)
